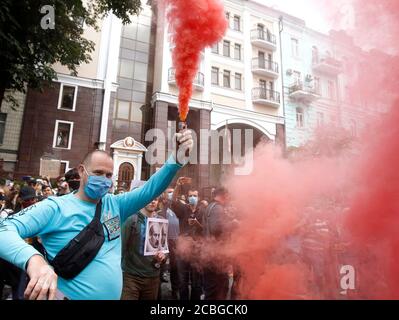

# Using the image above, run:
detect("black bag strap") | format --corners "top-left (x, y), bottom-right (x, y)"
top-left (94, 200), bottom-right (102, 220)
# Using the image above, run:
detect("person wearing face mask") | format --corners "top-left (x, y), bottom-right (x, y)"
top-left (0, 129), bottom-right (193, 300)
top-left (170, 177), bottom-right (205, 300)
top-left (65, 168), bottom-right (81, 192)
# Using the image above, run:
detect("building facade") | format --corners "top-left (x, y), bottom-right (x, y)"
top-left (0, 91), bottom-right (26, 174)
top-left (2, 0), bottom-right (389, 191)
top-left (152, 0), bottom-right (286, 190)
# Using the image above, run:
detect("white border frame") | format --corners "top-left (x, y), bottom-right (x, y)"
top-left (57, 83), bottom-right (78, 112)
top-left (53, 120), bottom-right (74, 150)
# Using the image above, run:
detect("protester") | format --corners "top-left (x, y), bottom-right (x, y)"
top-left (65, 168), bottom-right (80, 192)
top-left (121, 198), bottom-right (166, 300)
top-left (159, 187), bottom-right (180, 299)
top-left (202, 187), bottom-right (235, 300)
top-left (56, 178), bottom-right (70, 197)
top-left (171, 177), bottom-right (205, 300)
top-left (41, 185), bottom-right (54, 199)
top-left (0, 130), bottom-right (192, 300)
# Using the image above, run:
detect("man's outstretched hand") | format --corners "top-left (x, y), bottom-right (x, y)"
top-left (25, 255), bottom-right (58, 300)
top-left (175, 129), bottom-right (194, 164)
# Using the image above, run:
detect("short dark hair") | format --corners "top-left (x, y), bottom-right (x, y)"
top-left (81, 150), bottom-right (112, 167)
top-left (188, 188), bottom-right (199, 194)
top-left (65, 168), bottom-right (80, 181)
top-left (213, 187), bottom-right (228, 198)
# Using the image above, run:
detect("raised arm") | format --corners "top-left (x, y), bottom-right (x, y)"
top-left (116, 130), bottom-right (193, 223)
top-left (116, 155), bottom-right (182, 223)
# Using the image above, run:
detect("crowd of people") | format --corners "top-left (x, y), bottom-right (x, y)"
top-left (0, 130), bottom-right (241, 300)
top-left (0, 168), bottom-right (237, 300)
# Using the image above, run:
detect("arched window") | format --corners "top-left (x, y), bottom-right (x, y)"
top-left (117, 162), bottom-right (134, 191)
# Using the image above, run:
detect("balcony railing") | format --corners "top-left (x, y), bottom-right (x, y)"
top-left (168, 68), bottom-right (205, 87)
top-left (252, 88), bottom-right (280, 103)
top-left (252, 58), bottom-right (279, 74)
top-left (288, 80), bottom-right (317, 95)
top-left (251, 29), bottom-right (277, 45)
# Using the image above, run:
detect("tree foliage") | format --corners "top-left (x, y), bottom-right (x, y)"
top-left (0, 0), bottom-right (141, 108)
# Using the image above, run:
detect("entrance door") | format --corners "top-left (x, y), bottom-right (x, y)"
top-left (117, 162), bottom-right (134, 191)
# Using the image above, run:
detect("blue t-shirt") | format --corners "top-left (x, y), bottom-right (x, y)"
top-left (0, 156), bottom-right (181, 300)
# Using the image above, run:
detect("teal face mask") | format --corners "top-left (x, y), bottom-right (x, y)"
top-left (83, 167), bottom-right (113, 200)
top-left (188, 195), bottom-right (198, 206)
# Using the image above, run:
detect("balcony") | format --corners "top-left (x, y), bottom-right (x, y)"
top-left (312, 56), bottom-right (342, 75)
top-left (168, 68), bottom-right (205, 91)
top-left (251, 29), bottom-right (277, 51)
top-left (252, 58), bottom-right (279, 78)
top-left (288, 80), bottom-right (320, 102)
top-left (252, 88), bottom-right (280, 108)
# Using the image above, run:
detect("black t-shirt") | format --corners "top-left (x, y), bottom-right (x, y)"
top-left (171, 200), bottom-right (204, 238)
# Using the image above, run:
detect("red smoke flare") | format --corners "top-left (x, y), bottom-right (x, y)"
top-left (165, 0), bottom-right (227, 121)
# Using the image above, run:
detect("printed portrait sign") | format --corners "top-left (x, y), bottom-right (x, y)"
top-left (144, 217), bottom-right (169, 256)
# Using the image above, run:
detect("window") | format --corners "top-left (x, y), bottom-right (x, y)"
top-left (258, 51), bottom-right (265, 68)
top-left (211, 67), bottom-right (219, 85)
top-left (223, 40), bottom-right (230, 57)
top-left (234, 44), bottom-right (241, 60)
top-left (257, 24), bottom-right (265, 39)
top-left (291, 38), bottom-right (299, 57)
top-left (53, 120), bottom-right (74, 149)
top-left (296, 108), bottom-right (304, 128)
top-left (223, 70), bottom-right (230, 88)
top-left (268, 81), bottom-right (274, 92)
top-left (119, 59), bottom-right (134, 78)
top-left (328, 80), bottom-right (336, 100)
top-left (115, 100), bottom-right (130, 120)
top-left (211, 42), bottom-right (219, 54)
top-left (114, 100), bottom-right (142, 123)
top-left (58, 84), bottom-right (78, 111)
top-left (293, 71), bottom-right (301, 84)
top-left (259, 79), bottom-right (267, 89)
top-left (317, 112), bottom-right (324, 127)
top-left (225, 12), bottom-right (230, 27)
top-left (233, 15), bottom-right (241, 31)
top-left (314, 77), bottom-right (321, 94)
top-left (235, 73), bottom-right (242, 90)
top-left (0, 113), bottom-right (6, 144)
top-left (60, 161), bottom-right (69, 175)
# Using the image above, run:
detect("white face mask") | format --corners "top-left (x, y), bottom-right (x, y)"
top-left (167, 192), bottom-right (173, 201)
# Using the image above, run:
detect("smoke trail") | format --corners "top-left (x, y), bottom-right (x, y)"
top-left (165, 0), bottom-right (227, 121)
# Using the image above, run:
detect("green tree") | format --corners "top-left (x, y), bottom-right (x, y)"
top-left (0, 0), bottom-right (141, 109)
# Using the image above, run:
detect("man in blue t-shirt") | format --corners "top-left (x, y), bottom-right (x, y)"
top-left (0, 130), bottom-right (193, 300)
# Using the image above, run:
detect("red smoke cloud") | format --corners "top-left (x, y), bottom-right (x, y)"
top-left (175, 1), bottom-right (399, 299)
top-left (165, 0), bottom-right (227, 121)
